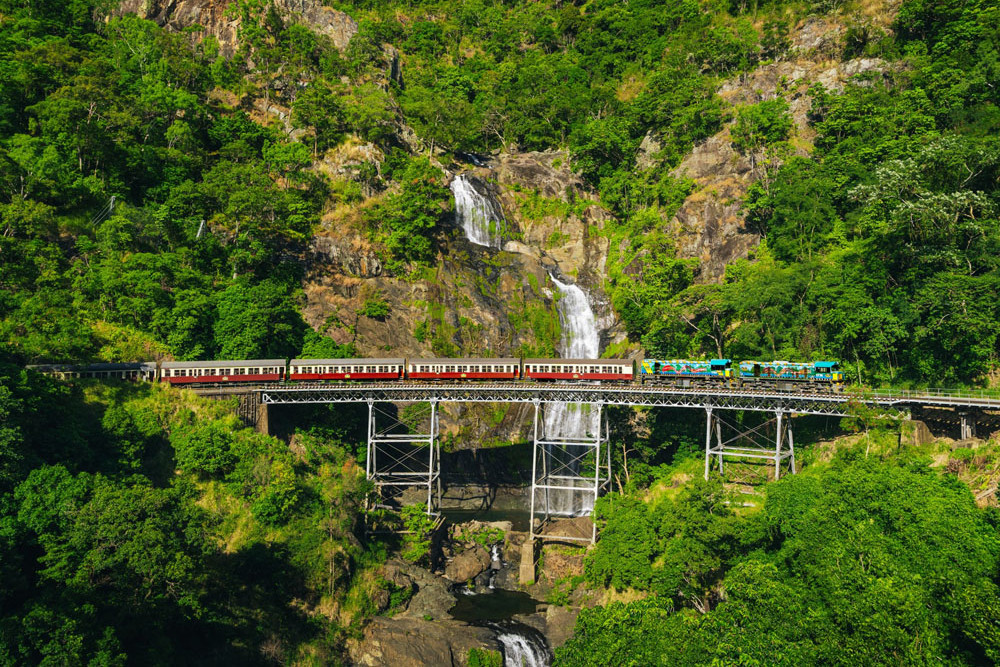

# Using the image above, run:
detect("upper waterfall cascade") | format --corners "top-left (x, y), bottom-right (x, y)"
top-left (546, 275), bottom-right (601, 441)
top-left (450, 173), bottom-right (505, 248)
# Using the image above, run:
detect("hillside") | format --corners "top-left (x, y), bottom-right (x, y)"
top-left (2, 0), bottom-right (1000, 663)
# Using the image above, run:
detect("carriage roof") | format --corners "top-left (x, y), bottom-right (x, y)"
top-left (161, 359), bottom-right (285, 369)
top-left (290, 358), bottom-right (405, 366)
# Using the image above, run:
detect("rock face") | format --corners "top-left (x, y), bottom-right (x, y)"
top-left (350, 617), bottom-right (495, 667)
top-left (300, 149), bottom-right (623, 445)
top-left (668, 46), bottom-right (892, 280)
top-left (114, 0), bottom-right (357, 56)
top-left (443, 544), bottom-right (491, 583)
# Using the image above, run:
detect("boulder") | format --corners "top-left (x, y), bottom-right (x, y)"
top-left (350, 617), bottom-right (495, 667)
top-left (444, 545), bottom-right (491, 583)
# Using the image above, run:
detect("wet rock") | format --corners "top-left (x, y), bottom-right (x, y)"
top-left (444, 545), bottom-right (491, 583)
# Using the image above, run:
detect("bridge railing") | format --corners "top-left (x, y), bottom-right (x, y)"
top-left (864, 387), bottom-right (1000, 403)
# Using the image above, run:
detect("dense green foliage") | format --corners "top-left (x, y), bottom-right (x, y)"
top-left (3, 0), bottom-right (1000, 662)
top-left (0, 363), bottom-right (384, 663)
top-left (0, 0), bottom-right (452, 365)
top-left (561, 451), bottom-right (1000, 665)
top-left (604, 0), bottom-right (1000, 386)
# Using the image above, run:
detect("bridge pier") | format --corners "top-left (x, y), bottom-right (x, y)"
top-left (365, 399), bottom-right (441, 515)
top-left (529, 400), bottom-right (611, 544)
top-left (704, 408), bottom-right (795, 481)
top-left (960, 412), bottom-right (977, 440)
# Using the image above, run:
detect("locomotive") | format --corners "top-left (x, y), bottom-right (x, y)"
top-left (28, 357), bottom-right (843, 391)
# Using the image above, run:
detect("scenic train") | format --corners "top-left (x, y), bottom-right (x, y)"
top-left (27, 357), bottom-right (844, 391)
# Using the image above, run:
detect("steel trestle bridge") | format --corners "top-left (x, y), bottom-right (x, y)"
top-left (222, 382), bottom-right (1000, 543)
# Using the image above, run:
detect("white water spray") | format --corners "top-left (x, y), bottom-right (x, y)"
top-left (495, 625), bottom-right (551, 667)
top-left (451, 173), bottom-right (505, 248)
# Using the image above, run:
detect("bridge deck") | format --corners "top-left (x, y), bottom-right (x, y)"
top-left (189, 382), bottom-right (1000, 416)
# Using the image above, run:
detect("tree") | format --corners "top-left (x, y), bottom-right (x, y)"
top-left (213, 279), bottom-right (307, 360)
top-left (170, 419), bottom-right (235, 477)
top-left (731, 98), bottom-right (793, 185)
top-left (292, 80), bottom-right (345, 156)
top-left (365, 157), bottom-right (450, 268)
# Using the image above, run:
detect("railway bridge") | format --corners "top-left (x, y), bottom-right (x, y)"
top-left (194, 382), bottom-right (1000, 543)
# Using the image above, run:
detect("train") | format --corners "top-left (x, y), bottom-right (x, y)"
top-left (27, 357), bottom-right (844, 391)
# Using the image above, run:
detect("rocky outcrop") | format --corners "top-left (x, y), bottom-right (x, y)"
top-left (350, 617), bottom-right (495, 667)
top-left (309, 236), bottom-right (383, 278)
top-left (443, 544), bottom-right (491, 583)
top-left (668, 47), bottom-right (892, 280)
top-left (386, 559), bottom-right (457, 621)
top-left (114, 0), bottom-right (357, 56)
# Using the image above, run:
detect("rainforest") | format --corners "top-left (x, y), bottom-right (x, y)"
top-left (2, 0), bottom-right (1000, 664)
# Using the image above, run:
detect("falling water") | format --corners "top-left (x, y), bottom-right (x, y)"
top-left (546, 275), bottom-right (600, 516)
top-left (493, 622), bottom-right (552, 667)
top-left (489, 543), bottom-right (503, 589)
top-left (451, 173), bottom-right (505, 248)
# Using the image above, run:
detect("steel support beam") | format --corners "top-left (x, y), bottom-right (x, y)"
top-left (530, 402), bottom-right (609, 544)
top-left (365, 400), bottom-right (440, 515)
top-left (259, 383), bottom-right (918, 416)
top-left (704, 409), bottom-right (795, 481)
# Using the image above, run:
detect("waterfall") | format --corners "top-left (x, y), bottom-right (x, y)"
top-left (546, 275), bottom-right (600, 516)
top-left (493, 622), bottom-right (552, 667)
top-left (451, 173), bottom-right (505, 248)
top-left (489, 543), bottom-right (503, 589)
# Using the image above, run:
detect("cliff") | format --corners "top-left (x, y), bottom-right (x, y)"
top-left (113, 0), bottom-right (357, 56)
